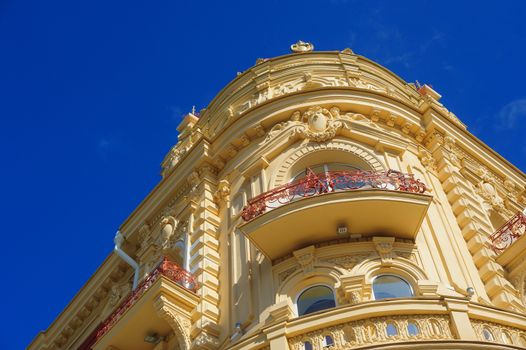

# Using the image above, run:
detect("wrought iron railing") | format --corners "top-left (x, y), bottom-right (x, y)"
top-left (79, 258), bottom-right (198, 348)
top-left (241, 169), bottom-right (427, 222)
top-left (490, 211), bottom-right (526, 254)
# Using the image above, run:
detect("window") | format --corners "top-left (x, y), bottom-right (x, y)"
top-left (372, 275), bottom-right (414, 300)
top-left (297, 285), bottom-right (336, 316)
top-left (303, 341), bottom-right (313, 350)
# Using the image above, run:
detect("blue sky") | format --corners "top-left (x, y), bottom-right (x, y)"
top-left (1, 1), bottom-right (525, 348)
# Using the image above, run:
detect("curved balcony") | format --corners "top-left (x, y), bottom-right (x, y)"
top-left (239, 170), bottom-right (432, 260)
top-left (80, 258), bottom-right (199, 350)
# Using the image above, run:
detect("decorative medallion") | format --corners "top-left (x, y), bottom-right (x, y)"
top-left (265, 106), bottom-right (365, 142)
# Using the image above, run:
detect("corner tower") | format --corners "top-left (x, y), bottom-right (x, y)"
top-left (30, 42), bottom-right (526, 350)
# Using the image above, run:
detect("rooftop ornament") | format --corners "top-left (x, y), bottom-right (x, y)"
top-left (490, 211), bottom-right (526, 254)
top-left (291, 40), bottom-right (314, 53)
top-left (241, 169), bottom-right (427, 222)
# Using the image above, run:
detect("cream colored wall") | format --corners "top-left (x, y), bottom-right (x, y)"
top-left (29, 50), bottom-right (526, 350)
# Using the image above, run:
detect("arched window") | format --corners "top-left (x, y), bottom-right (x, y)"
top-left (297, 285), bottom-right (336, 316)
top-left (303, 341), bottom-right (313, 350)
top-left (372, 275), bottom-right (414, 300)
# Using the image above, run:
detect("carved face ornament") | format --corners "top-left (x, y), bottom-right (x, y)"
top-left (308, 110), bottom-right (328, 132)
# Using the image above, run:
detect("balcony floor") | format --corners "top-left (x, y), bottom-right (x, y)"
top-left (239, 189), bottom-right (432, 260)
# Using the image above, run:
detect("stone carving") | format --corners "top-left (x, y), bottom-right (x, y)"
top-left (471, 319), bottom-right (526, 346)
top-left (154, 295), bottom-right (192, 350)
top-left (291, 40), bottom-right (314, 53)
top-left (137, 223), bottom-right (151, 253)
top-left (266, 106), bottom-right (364, 142)
top-left (160, 216), bottom-right (178, 250)
top-left (107, 282), bottom-right (131, 308)
top-left (418, 146), bottom-right (437, 172)
top-left (293, 246), bottom-right (316, 274)
top-left (161, 126), bottom-right (202, 177)
top-left (349, 77), bottom-right (386, 93)
top-left (511, 271), bottom-right (526, 305)
top-left (475, 176), bottom-right (512, 217)
top-left (288, 314), bottom-right (453, 350)
top-left (373, 237), bottom-right (396, 264)
top-left (321, 254), bottom-right (371, 271)
top-left (213, 179), bottom-right (230, 204)
top-left (278, 266), bottom-right (298, 284)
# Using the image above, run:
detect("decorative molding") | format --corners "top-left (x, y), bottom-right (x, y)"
top-left (320, 254), bottom-right (371, 271)
top-left (265, 106), bottom-right (358, 143)
top-left (471, 318), bottom-right (526, 346)
top-left (213, 179), bottom-right (230, 205)
top-left (293, 246), bottom-right (316, 275)
top-left (272, 139), bottom-right (385, 187)
top-left (373, 237), bottom-right (396, 264)
top-left (288, 314), bottom-right (453, 350)
top-left (154, 295), bottom-right (192, 350)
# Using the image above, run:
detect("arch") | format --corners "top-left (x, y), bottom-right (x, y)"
top-left (385, 322), bottom-right (398, 337)
top-left (351, 256), bottom-right (428, 289)
top-left (407, 320), bottom-right (420, 336)
top-left (296, 285), bottom-right (336, 316)
top-left (272, 139), bottom-right (385, 187)
top-left (303, 340), bottom-right (313, 350)
top-left (277, 265), bottom-right (342, 304)
top-left (154, 296), bottom-right (192, 350)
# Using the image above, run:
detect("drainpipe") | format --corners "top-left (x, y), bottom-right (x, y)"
top-left (114, 231), bottom-right (140, 290)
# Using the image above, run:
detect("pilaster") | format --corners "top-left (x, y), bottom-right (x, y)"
top-left (429, 134), bottom-right (522, 310)
top-left (188, 165), bottom-right (222, 349)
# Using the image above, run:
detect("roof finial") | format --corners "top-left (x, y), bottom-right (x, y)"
top-left (191, 105), bottom-right (196, 115)
top-left (291, 40), bottom-right (314, 53)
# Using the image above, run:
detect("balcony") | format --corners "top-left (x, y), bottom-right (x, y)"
top-left (80, 258), bottom-right (199, 350)
top-left (491, 211), bottom-right (526, 270)
top-left (239, 170), bottom-right (432, 260)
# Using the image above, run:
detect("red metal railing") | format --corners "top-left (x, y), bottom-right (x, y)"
top-left (241, 169), bottom-right (427, 222)
top-left (490, 211), bottom-right (526, 254)
top-left (79, 258), bottom-right (198, 348)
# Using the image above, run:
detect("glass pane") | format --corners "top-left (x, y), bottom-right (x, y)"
top-left (297, 286), bottom-right (336, 316)
top-left (304, 341), bottom-right (313, 350)
top-left (372, 275), bottom-right (413, 300)
top-left (407, 322), bottom-right (419, 336)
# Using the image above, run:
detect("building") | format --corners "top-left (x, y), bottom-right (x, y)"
top-left (29, 41), bottom-right (526, 350)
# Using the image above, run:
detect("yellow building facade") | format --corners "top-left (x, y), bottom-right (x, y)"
top-left (30, 42), bottom-right (526, 350)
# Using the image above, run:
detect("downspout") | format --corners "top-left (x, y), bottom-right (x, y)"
top-left (114, 231), bottom-right (140, 290)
